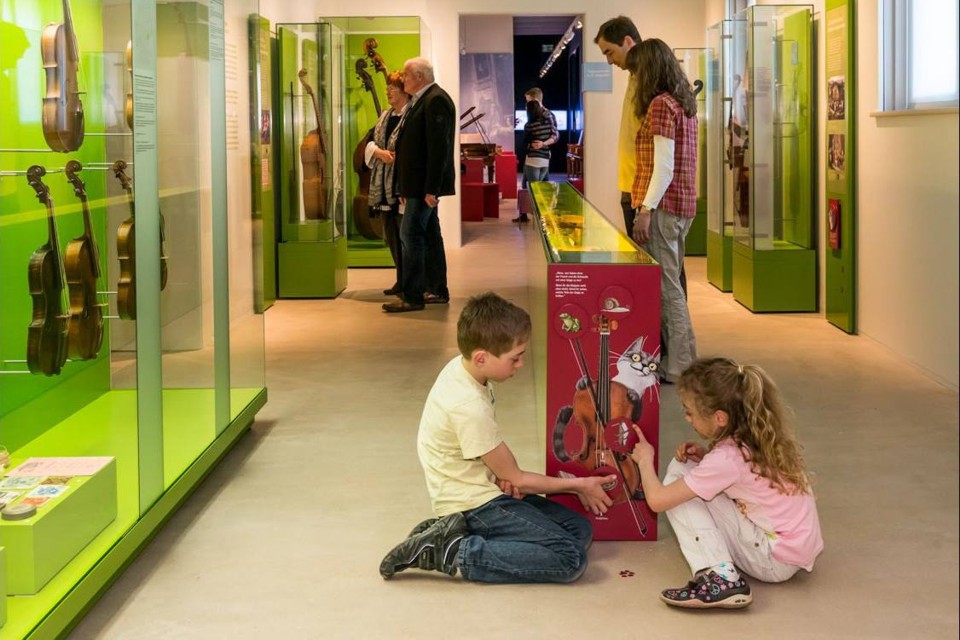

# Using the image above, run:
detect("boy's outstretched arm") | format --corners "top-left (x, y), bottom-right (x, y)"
top-left (481, 442), bottom-right (614, 515)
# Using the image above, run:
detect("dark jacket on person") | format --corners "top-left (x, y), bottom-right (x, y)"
top-left (395, 83), bottom-right (456, 199)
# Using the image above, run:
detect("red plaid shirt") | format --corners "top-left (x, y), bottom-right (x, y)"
top-left (632, 92), bottom-right (698, 218)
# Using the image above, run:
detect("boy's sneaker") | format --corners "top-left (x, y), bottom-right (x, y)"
top-left (379, 512), bottom-right (467, 579)
top-left (659, 571), bottom-right (752, 609)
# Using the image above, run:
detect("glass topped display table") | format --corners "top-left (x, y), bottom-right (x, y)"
top-left (528, 181), bottom-right (661, 541)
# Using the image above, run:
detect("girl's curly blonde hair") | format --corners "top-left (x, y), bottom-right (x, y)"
top-left (678, 357), bottom-right (812, 495)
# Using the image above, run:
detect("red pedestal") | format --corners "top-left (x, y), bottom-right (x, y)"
top-left (495, 152), bottom-right (518, 199)
top-left (569, 177), bottom-right (584, 194)
top-left (462, 182), bottom-right (499, 221)
top-left (462, 157), bottom-right (485, 184)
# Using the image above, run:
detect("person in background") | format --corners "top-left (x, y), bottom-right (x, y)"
top-left (379, 292), bottom-right (614, 582)
top-left (594, 15), bottom-right (642, 233)
top-left (366, 71), bottom-right (410, 297)
top-left (629, 357), bottom-right (823, 609)
top-left (627, 38), bottom-right (699, 383)
top-left (514, 87), bottom-right (558, 224)
top-left (384, 57), bottom-right (456, 313)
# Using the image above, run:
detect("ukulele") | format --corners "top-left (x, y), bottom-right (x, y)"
top-left (297, 69), bottom-right (329, 220)
top-left (41, 0), bottom-right (85, 152)
top-left (353, 56), bottom-right (384, 240)
top-left (26, 165), bottom-right (70, 376)
top-left (63, 160), bottom-right (105, 360)
top-left (112, 160), bottom-right (137, 320)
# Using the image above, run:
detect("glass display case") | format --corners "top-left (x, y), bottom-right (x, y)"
top-left (730, 4), bottom-right (816, 312)
top-left (528, 181), bottom-right (660, 541)
top-left (0, 1), bottom-right (266, 637)
top-left (276, 20), bottom-right (347, 298)
top-left (336, 16), bottom-right (423, 268)
top-left (674, 48), bottom-right (708, 257)
top-left (705, 20), bottom-right (735, 291)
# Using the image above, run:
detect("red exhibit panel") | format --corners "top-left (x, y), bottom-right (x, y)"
top-left (531, 181), bottom-right (662, 541)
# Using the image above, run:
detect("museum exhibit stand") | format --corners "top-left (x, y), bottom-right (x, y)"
top-left (274, 20), bottom-right (348, 298)
top-left (0, 1), bottom-right (267, 637)
top-left (730, 5), bottom-right (817, 312)
top-left (527, 181), bottom-right (660, 542)
top-left (675, 47), bottom-right (708, 257)
top-left (705, 19), bottom-right (734, 291)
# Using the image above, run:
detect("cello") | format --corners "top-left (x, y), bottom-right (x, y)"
top-left (41, 0), bottom-right (85, 153)
top-left (25, 165), bottom-right (70, 376)
top-left (352, 56), bottom-right (384, 240)
top-left (553, 315), bottom-right (648, 536)
top-left (64, 160), bottom-right (105, 360)
top-left (297, 68), bottom-right (329, 220)
top-left (112, 160), bottom-right (137, 320)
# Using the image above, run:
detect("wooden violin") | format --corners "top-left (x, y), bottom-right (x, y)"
top-left (124, 40), bottom-right (133, 129)
top-left (41, 0), bottom-right (85, 152)
top-left (26, 165), bottom-right (70, 376)
top-left (113, 160), bottom-right (137, 320)
top-left (297, 69), bottom-right (329, 220)
top-left (554, 315), bottom-right (648, 536)
top-left (64, 160), bottom-right (104, 360)
top-left (352, 55), bottom-right (383, 240)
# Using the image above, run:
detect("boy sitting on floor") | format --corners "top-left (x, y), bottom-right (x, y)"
top-left (380, 292), bottom-right (615, 583)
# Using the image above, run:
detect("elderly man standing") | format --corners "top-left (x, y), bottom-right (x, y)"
top-left (383, 57), bottom-right (456, 313)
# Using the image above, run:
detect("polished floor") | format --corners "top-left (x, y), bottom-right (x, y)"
top-left (70, 207), bottom-right (959, 639)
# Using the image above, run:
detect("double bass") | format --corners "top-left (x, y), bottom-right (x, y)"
top-left (26, 165), bottom-right (70, 376)
top-left (553, 315), bottom-right (648, 536)
top-left (64, 160), bottom-right (105, 360)
top-left (297, 69), bottom-right (329, 220)
top-left (41, 0), bottom-right (85, 152)
top-left (352, 55), bottom-right (384, 240)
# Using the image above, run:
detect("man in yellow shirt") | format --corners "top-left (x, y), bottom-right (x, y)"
top-left (594, 16), bottom-right (642, 233)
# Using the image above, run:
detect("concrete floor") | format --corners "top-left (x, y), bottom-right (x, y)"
top-left (70, 206), bottom-right (959, 639)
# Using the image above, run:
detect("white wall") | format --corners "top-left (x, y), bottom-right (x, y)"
top-left (855, 2), bottom-right (959, 387)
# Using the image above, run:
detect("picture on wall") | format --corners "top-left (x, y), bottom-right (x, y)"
top-left (828, 133), bottom-right (846, 175)
top-left (827, 75), bottom-right (845, 120)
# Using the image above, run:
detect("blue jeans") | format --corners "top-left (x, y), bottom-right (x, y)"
top-left (456, 495), bottom-right (593, 584)
top-left (399, 197), bottom-right (448, 305)
top-left (523, 164), bottom-right (549, 187)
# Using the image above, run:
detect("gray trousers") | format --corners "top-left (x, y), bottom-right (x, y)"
top-left (640, 210), bottom-right (697, 380)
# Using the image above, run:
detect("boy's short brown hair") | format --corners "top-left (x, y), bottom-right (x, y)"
top-left (457, 292), bottom-right (532, 358)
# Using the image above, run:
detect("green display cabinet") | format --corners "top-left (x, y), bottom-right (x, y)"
top-left (705, 20), bottom-right (734, 291)
top-left (337, 17), bottom-right (423, 268)
top-left (0, 1), bottom-right (266, 637)
top-left (730, 5), bottom-right (816, 312)
top-left (276, 21), bottom-right (348, 298)
top-left (675, 48), bottom-right (708, 257)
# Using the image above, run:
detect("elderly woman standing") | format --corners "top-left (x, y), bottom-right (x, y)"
top-left (366, 71), bottom-right (410, 296)
top-left (627, 38), bottom-right (699, 383)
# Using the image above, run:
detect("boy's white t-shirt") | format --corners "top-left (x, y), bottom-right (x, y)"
top-left (417, 356), bottom-right (505, 517)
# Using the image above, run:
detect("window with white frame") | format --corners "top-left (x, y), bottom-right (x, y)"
top-left (881, 0), bottom-right (959, 110)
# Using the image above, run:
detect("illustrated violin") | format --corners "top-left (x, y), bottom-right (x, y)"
top-left (26, 165), bottom-right (70, 376)
top-left (124, 40), bottom-right (133, 130)
top-left (553, 315), bottom-right (648, 536)
top-left (41, 0), bottom-right (85, 152)
top-left (297, 68), bottom-right (329, 220)
top-left (64, 160), bottom-right (105, 360)
top-left (352, 53), bottom-right (383, 240)
top-left (113, 160), bottom-right (137, 320)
